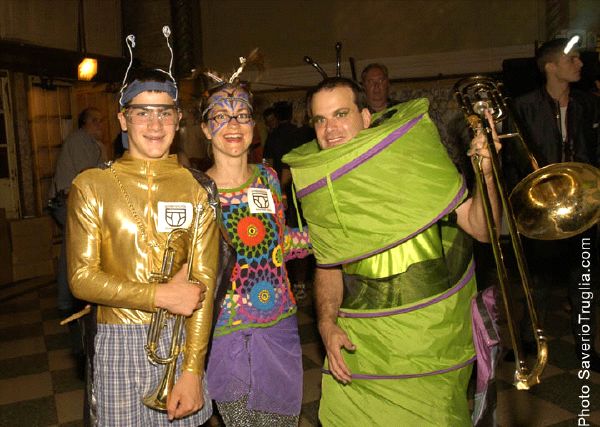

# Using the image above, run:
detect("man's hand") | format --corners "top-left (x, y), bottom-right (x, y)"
top-left (319, 320), bottom-right (356, 384)
top-left (467, 110), bottom-right (502, 177)
top-left (167, 371), bottom-right (204, 420)
top-left (154, 263), bottom-right (206, 316)
top-left (458, 109), bottom-right (503, 242)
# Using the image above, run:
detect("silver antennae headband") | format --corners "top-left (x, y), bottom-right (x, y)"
top-left (156, 26), bottom-right (178, 102)
top-left (118, 26), bottom-right (179, 106)
top-left (162, 26), bottom-right (175, 79)
top-left (335, 42), bottom-right (342, 77)
top-left (304, 41), bottom-right (345, 80)
top-left (303, 56), bottom-right (328, 79)
top-left (118, 35), bottom-right (136, 105)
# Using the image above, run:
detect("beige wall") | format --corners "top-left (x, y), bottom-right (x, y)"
top-left (0, 0), bottom-right (121, 56)
top-left (571, 0), bottom-right (600, 33)
top-left (198, 0), bottom-right (600, 90)
top-left (200, 0), bottom-right (546, 71)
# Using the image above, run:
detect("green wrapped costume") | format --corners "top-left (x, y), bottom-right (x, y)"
top-left (284, 99), bottom-right (476, 425)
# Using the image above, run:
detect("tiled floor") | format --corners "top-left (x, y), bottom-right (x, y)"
top-left (1, 275), bottom-right (599, 426)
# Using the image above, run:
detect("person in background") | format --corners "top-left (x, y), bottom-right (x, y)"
top-left (508, 37), bottom-right (599, 371)
top-left (263, 106), bottom-right (279, 134)
top-left (360, 63), bottom-right (399, 113)
top-left (49, 107), bottom-right (107, 373)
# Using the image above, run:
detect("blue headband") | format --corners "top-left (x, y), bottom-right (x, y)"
top-left (119, 80), bottom-right (178, 107)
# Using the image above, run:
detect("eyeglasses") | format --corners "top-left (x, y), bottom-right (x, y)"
top-left (208, 112), bottom-right (253, 125)
top-left (124, 104), bottom-right (179, 125)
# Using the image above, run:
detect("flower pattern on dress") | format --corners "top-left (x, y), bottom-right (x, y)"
top-left (214, 165), bottom-right (309, 336)
top-left (272, 244), bottom-right (283, 267)
top-left (237, 216), bottom-right (266, 247)
top-left (222, 208), bottom-right (276, 260)
top-left (249, 281), bottom-right (276, 311)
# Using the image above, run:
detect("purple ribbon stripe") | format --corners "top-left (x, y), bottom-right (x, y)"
top-left (296, 115), bottom-right (423, 199)
top-left (322, 355), bottom-right (476, 380)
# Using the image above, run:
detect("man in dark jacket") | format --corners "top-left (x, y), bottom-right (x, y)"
top-left (510, 37), bottom-right (599, 371)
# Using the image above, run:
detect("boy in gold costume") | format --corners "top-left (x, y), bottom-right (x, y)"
top-left (67, 63), bottom-right (219, 425)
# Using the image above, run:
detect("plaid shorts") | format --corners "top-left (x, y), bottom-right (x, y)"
top-left (93, 322), bottom-right (212, 426)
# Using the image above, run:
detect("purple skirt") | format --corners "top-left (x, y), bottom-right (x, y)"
top-left (206, 315), bottom-right (303, 416)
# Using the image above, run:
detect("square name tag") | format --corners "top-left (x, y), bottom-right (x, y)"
top-left (157, 202), bottom-right (194, 232)
top-left (248, 187), bottom-right (276, 214)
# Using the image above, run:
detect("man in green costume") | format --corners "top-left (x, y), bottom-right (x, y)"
top-left (284, 77), bottom-right (501, 425)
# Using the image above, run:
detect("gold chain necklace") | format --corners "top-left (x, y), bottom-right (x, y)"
top-left (109, 163), bottom-right (160, 248)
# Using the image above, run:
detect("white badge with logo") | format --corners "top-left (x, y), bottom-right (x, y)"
top-left (248, 187), bottom-right (276, 214)
top-left (157, 202), bottom-right (193, 232)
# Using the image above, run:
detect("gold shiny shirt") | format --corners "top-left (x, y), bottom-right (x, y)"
top-left (67, 153), bottom-right (219, 373)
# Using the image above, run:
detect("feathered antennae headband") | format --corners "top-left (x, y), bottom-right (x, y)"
top-left (201, 48), bottom-right (263, 90)
top-left (229, 57), bottom-right (247, 83)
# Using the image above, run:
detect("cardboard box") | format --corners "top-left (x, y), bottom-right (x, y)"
top-left (11, 260), bottom-right (54, 282)
top-left (9, 216), bottom-right (53, 240)
top-left (9, 216), bottom-right (54, 281)
top-left (0, 208), bottom-right (12, 285)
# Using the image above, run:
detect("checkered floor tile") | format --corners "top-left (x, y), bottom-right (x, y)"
top-left (1, 276), bottom-right (599, 426)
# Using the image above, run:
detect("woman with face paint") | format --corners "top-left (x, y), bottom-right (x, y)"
top-left (201, 83), bottom-right (311, 426)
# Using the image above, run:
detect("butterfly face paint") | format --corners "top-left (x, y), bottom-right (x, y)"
top-left (201, 85), bottom-right (255, 160)
top-left (203, 85), bottom-right (254, 137)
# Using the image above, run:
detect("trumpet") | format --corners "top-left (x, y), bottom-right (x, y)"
top-left (454, 76), bottom-right (600, 390)
top-left (143, 205), bottom-right (204, 411)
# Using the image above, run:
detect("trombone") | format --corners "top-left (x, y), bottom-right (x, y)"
top-left (454, 76), bottom-right (600, 390)
top-left (143, 205), bottom-right (204, 410)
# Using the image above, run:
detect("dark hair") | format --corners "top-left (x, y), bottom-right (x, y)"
top-left (120, 67), bottom-right (178, 108)
top-left (263, 107), bottom-right (275, 119)
top-left (200, 82), bottom-right (253, 122)
top-left (125, 67), bottom-right (171, 86)
top-left (360, 63), bottom-right (389, 82)
top-left (78, 107), bottom-right (100, 129)
top-left (536, 38), bottom-right (570, 73)
top-left (306, 77), bottom-right (367, 117)
top-left (273, 101), bottom-right (293, 121)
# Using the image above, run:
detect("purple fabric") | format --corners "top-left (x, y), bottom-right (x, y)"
top-left (296, 115), bottom-right (423, 198)
top-left (471, 286), bottom-right (501, 425)
top-left (206, 316), bottom-right (303, 416)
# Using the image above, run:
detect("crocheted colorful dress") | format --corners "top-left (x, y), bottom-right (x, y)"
top-left (206, 164), bottom-right (310, 417)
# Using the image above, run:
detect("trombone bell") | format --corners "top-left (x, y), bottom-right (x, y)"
top-left (510, 163), bottom-right (600, 240)
top-left (454, 75), bottom-right (600, 391)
